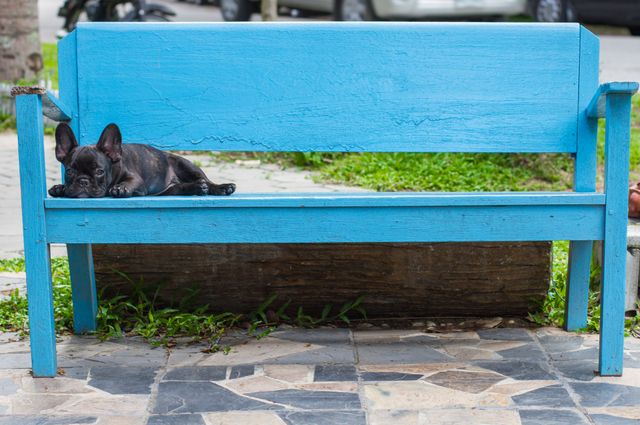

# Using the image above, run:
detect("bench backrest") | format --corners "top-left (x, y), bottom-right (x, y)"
top-left (58, 22), bottom-right (599, 155)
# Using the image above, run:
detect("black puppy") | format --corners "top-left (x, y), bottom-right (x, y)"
top-left (49, 123), bottom-right (236, 198)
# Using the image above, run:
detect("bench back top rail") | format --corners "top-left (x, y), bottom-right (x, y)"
top-left (59, 22), bottom-right (598, 153)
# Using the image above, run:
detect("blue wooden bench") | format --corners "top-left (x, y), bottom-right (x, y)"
top-left (14, 23), bottom-right (638, 377)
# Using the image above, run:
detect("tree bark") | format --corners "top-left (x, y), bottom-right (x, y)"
top-left (261, 0), bottom-right (278, 21)
top-left (93, 242), bottom-right (551, 318)
top-left (0, 0), bottom-right (42, 82)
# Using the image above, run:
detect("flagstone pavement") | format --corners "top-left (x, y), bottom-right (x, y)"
top-left (1, 326), bottom-right (640, 425)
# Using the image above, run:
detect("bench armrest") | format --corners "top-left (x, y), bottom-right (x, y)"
top-left (11, 86), bottom-right (71, 122)
top-left (587, 82), bottom-right (639, 119)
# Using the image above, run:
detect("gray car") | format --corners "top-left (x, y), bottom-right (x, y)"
top-left (220, 0), bottom-right (526, 21)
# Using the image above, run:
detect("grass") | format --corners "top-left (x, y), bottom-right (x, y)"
top-left (0, 257), bottom-right (366, 351)
top-left (529, 241), bottom-right (640, 337)
top-left (42, 42), bottom-right (58, 89)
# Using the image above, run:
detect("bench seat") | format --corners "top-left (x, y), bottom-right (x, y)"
top-left (45, 192), bottom-right (606, 208)
top-left (44, 192), bottom-right (606, 244)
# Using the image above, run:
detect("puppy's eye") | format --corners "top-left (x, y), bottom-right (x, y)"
top-left (65, 169), bottom-right (76, 177)
top-left (95, 169), bottom-right (105, 177)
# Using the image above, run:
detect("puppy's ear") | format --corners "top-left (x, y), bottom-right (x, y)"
top-left (96, 123), bottom-right (122, 163)
top-left (55, 123), bottom-right (78, 162)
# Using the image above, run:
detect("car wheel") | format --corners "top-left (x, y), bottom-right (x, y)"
top-left (532, 0), bottom-right (572, 22)
top-left (220, 0), bottom-right (253, 21)
top-left (335, 0), bottom-right (376, 21)
top-left (630, 26), bottom-right (640, 36)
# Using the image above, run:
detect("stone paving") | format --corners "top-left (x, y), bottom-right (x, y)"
top-left (1, 327), bottom-right (640, 424)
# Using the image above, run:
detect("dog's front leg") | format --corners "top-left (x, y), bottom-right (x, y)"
top-left (48, 184), bottom-right (66, 197)
top-left (109, 174), bottom-right (146, 198)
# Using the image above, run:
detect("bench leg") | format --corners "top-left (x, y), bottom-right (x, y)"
top-left (599, 236), bottom-right (626, 376)
top-left (24, 241), bottom-right (57, 377)
top-left (565, 241), bottom-right (592, 331)
top-left (68, 244), bottom-right (98, 333)
top-left (16, 94), bottom-right (57, 377)
top-left (599, 93), bottom-right (633, 376)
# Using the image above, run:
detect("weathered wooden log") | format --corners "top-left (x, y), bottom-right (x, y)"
top-left (92, 242), bottom-right (551, 318)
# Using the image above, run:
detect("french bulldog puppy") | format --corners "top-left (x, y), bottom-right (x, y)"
top-left (49, 123), bottom-right (236, 198)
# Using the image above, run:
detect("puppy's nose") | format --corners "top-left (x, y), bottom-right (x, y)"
top-left (77, 177), bottom-right (90, 188)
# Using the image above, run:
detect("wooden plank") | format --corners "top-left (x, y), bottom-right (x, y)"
top-left (67, 244), bottom-right (97, 333)
top-left (72, 22), bottom-right (581, 153)
top-left (42, 91), bottom-right (71, 122)
top-left (587, 82), bottom-right (640, 119)
top-left (565, 27), bottom-right (600, 331)
top-left (93, 242), bottom-right (551, 318)
top-left (59, 32), bottom-right (100, 338)
top-left (58, 30), bottom-right (79, 133)
top-left (600, 93), bottom-right (633, 376)
top-left (44, 192), bottom-right (606, 209)
top-left (15, 95), bottom-right (57, 377)
top-left (45, 205), bottom-right (605, 244)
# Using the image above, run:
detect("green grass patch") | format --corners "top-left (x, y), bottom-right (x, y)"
top-left (0, 257), bottom-right (25, 273)
top-left (529, 242), bottom-right (640, 337)
top-left (0, 113), bottom-right (16, 133)
top-left (0, 257), bottom-right (366, 351)
top-left (219, 151), bottom-right (575, 191)
top-left (42, 42), bottom-right (59, 89)
top-left (313, 152), bottom-right (573, 192)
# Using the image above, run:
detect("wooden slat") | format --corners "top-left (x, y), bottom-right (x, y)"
top-left (58, 31), bottom-right (79, 133)
top-left (587, 82), bottom-right (640, 118)
top-left (67, 244), bottom-right (97, 333)
top-left (600, 93), bottom-right (633, 376)
top-left (72, 22), bottom-right (581, 153)
top-left (42, 91), bottom-right (71, 122)
top-left (16, 95), bottom-right (57, 377)
top-left (565, 26), bottom-right (600, 332)
top-left (45, 204), bottom-right (604, 244)
top-left (44, 192), bottom-right (606, 209)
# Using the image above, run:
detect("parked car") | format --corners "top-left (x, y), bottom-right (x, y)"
top-left (529, 0), bottom-right (640, 35)
top-left (220, 0), bottom-right (527, 21)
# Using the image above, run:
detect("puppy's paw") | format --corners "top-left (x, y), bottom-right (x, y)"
top-left (48, 184), bottom-right (66, 197)
top-left (195, 179), bottom-right (209, 196)
top-left (109, 184), bottom-right (131, 198)
top-left (210, 183), bottom-right (236, 196)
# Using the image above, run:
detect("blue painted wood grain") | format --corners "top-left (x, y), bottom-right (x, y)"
top-left (16, 95), bottom-right (57, 377)
top-left (44, 192), bottom-right (605, 209)
top-left (42, 91), bottom-right (71, 122)
top-left (565, 241), bottom-right (593, 330)
top-left (565, 27), bottom-right (600, 331)
top-left (70, 22), bottom-right (582, 153)
top-left (599, 93), bottom-right (633, 376)
top-left (44, 205), bottom-right (604, 244)
top-left (58, 31), bottom-right (79, 133)
top-left (588, 82), bottom-right (640, 118)
top-left (58, 30), bottom-right (99, 337)
top-left (67, 244), bottom-right (97, 333)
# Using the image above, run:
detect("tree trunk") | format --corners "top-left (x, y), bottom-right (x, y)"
top-left (0, 0), bottom-right (42, 82)
top-left (93, 242), bottom-right (551, 318)
top-left (261, 0), bottom-right (278, 21)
